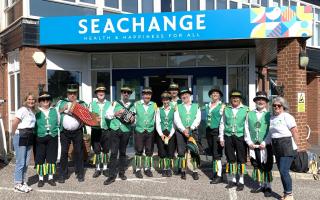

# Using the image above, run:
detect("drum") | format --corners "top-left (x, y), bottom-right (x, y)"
top-left (69, 102), bottom-right (99, 126)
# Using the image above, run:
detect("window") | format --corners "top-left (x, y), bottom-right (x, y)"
top-left (190, 0), bottom-right (200, 11)
top-left (242, 4), bottom-right (250, 8)
top-left (63, 0), bottom-right (76, 2)
top-left (198, 50), bottom-right (226, 66)
top-left (290, 1), bottom-right (297, 6)
top-left (161, 0), bottom-right (172, 12)
top-left (91, 54), bottom-right (110, 69)
top-left (174, 0), bottom-right (187, 11)
top-left (228, 50), bottom-right (249, 65)
top-left (122, 0), bottom-right (138, 13)
top-left (230, 1), bottom-right (238, 9)
top-left (6, 0), bottom-right (23, 25)
top-left (80, 0), bottom-right (95, 4)
top-left (216, 0), bottom-right (227, 10)
top-left (168, 52), bottom-right (196, 67)
top-left (91, 71), bottom-right (110, 99)
top-left (261, 0), bottom-right (268, 7)
top-left (112, 53), bottom-right (139, 68)
top-left (272, 0), bottom-right (280, 7)
top-left (142, 0), bottom-right (154, 13)
top-left (316, 22), bottom-right (320, 46)
top-left (10, 74), bottom-right (15, 112)
top-left (105, 0), bottom-right (119, 8)
top-left (206, 0), bottom-right (214, 10)
top-left (228, 67), bottom-right (249, 104)
top-left (315, 8), bottom-right (320, 21)
top-left (141, 52), bottom-right (167, 68)
top-left (282, 0), bottom-right (289, 6)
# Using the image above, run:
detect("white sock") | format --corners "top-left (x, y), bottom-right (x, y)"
top-left (96, 164), bottom-right (100, 171)
top-left (48, 174), bottom-right (53, 180)
top-left (217, 160), bottom-right (222, 177)
top-left (259, 182), bottom-right (263, 187)
top-left (239, 175), bottom-right (244, 184)
top-left (39, 176), bottom-right (44, 181)
top-left (136, 168), bottom-right (141, 172)
top-left (229, 174), bottom-right (236, 183)
top-left (103, 164), bottom-right (107, 171)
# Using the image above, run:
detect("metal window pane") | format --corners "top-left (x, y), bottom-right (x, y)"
top-left (230, 1), bottom-right (238, 9)
top-left (198, 50), bottom-right (226, 67)
top-left (112, 53), bottom-right (139, 68)
top-left (206, 0), bottom-right (214, 10)
top-left (228, 50), bottom-right (249, 65)
top-left (168, 52), bottom-right (196, 67)
top-left (216, 0), bottom-right (227, 9)
top-left (80, 0), bottom-right (95, 4)
top-left (105, 0), bottom-right (119, 8)
top-left (261, 0), bottom-right (268, 7)
top-left (17, 73), bottom-right (20, 108)
top-left (290, 1), bottom-right (297, 6)
top-left (91, 54), bottom-right (110, 69)
top-left (228, 67), bottom-right (249, 104)
top-left (142, 0), bottom-right (154, 13)
top-left (63, 0), bottom-right (76, 2)
top-left (122, 0), bottom-right (138, 13)
top-left (10, 75), bottom-right (15, 112)
top-left (315, 8), bottom-right (320, 21)
top-left (161, 0), bottom-right (172, 12)
top-left (91, 71), bottom-right (110, 99)
top-left (190, 0), bottom-right (200, 11)
top-left (242, 4), bottom-right (249, 8)
top-left (141, 52), bottom-right (167, 68)
top-left (282, 0), bottom-right (289, 6)
top-left (174, 0), bottom-right (187, 11)
top-left (272, 0), bottom-right (280, 7)
top-left (317, 22), bottom-right (320, 46)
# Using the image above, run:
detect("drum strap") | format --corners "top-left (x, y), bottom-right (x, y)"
top-left (116, 100), bottom-right (134, 110)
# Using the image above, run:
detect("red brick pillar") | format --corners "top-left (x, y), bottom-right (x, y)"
top-left (307, 73), bottom-right (320, 145)
top-left (19, 47), bottom-right (47, 100)
top-left (277, 38), bottom-right (308, 151)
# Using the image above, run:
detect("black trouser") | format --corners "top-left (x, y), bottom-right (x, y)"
top-left (91, 128), bottom-right (110, 155)
top-left (224, 135), bottom-right (246, 164)
top-left (176, 130), bottom-right (199, 157)
top-left (134, 131), bottom-right (154, 157)
top-left (59, 129), bottom-right (84, 178)
top-left (206, 128), bottom-right (223, 160)
top-left (250, 144), bottom-right (273, 172)
top-left (156, 131), bottom-right (176, 159)
top-left (35, 135), bottom-right (58, 165)
top-left (108, 129), bottom-right (131, 177)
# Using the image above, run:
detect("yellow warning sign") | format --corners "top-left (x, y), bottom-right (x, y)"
top-left (297, 93), bottom-right (305, 112)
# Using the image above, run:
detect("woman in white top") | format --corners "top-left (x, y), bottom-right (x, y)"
top-left (11, 93), bottom-right (36, 193)
top-left (267, 96), bottom-right (299, 200)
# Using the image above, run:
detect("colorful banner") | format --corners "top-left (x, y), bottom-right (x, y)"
top-left (40, 6), bottom-right (313, 45)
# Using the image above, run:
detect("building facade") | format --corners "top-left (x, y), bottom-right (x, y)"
top-left (0, 0), bottom-right (319, 151)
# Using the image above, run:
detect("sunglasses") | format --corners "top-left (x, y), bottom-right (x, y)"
top-left (122, 91), bottom-right (131, 94)
top-left (272, 104), bottom-right (282, 108)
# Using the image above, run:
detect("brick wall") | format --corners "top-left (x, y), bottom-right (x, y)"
top-left (277, 38), bottom-right (308, 151)
top-left (0, 62), bottom-right (8, 131)
top-left (306, 72), bottom-right (320, 145)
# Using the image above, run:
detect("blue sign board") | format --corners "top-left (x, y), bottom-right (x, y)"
top-left (40, 6), bottom-right (313, 45)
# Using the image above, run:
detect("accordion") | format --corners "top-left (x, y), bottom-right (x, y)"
top-left (117, 109), bottom-right (135, 124)
top-left (69, 102), bottom-right (99, 127)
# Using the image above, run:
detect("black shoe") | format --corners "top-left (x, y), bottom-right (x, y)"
top-left (104, 177), bottom-right (116, 185)
top-left (250, 186), bottom-right (265, 193)
top-left (135, 170), bottom-right (143, 179)
top-left (264, 188), bottom-right (273, 197)
top-left (103, 170), bottom-right (109, 177)
top-left (236, 183), bottom-right (244, 191)
top-left (210, 176), bottom-right (223, 184)
top-left (144, 169), bottom-right (153, 177)
top-left (93, 170), bottom-right (101, 178)
top-left (225, 182), bottom-right (236, 189)
top-left (77, 174), bottom-right (85, 182)
top-left (119, 173), bottom-right (127, 180)
top-left (181, 171), bottom-right (186, 180)
top-left (192, 172), bottom-right (199, 180)
top-left (38, 180), bottom-right (44, 188)
top-left (162, 170), bottom-right (166, 177)
top-left (48, 179), bottom-right (56, 186)
top-left (166, 170), bottom-right (172, 177)
top-left (58, 176), bottom-right (65, 184)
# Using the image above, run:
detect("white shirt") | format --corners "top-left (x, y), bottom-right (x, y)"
top-left (15, 107), bottom-right (36, 134)
top-left (156, 106), bottom-right (175, 137)
top-left (219, 104), bottom-right (246, 142)
top-left (244, 108), bottom-right (268, 146)
top-left (105, 99), bottom-right (132, 119)
top-left (174, 103), bottom-right (201, 132)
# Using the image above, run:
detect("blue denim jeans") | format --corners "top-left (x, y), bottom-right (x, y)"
top-left (13, 134), bottom-right (32, 184)
top-left (276, 156), bottom-right (294, 194)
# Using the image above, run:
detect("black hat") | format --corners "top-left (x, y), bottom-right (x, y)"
top-left (95, 83), bottom-right (106, 93)
top-left (229, 90), bottom-right (242, 99)
top-left (160, 91), bottom-right (171, 99)
top-left (168, 83), bottom-right (179, 91)
top-left (179, 87), bottom-right (192, 96)
top-left (120, 86), bottom-right (132, 94)
top-left (38, 91), bottom-right (51, 102)
top-left (142, 87), bottom-right (153, 94)
top-left (253, 91), bottom-right (269, 102)
top-left (67, 84), bottom-right (78, 93)
top-left (208, 87), bottom-right (223, 97)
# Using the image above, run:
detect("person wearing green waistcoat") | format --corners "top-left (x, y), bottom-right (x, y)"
top-left (56, 84), bottom-right (87, 183)
top-left (104, 86), bottom-right (135, 185)
top-left (35, 91), bottom-right (60, 187)
top-left (245, 91), bottom-right (273, 197)
top-left (155, 91), bottom-right (176, 177)
top-left (89, 83), bottom-right (111, 178)
top-left (204, 87), bottom-right (225, 184)
top-left (174, 87), bottom-right (201, 180)
top-left (168, 83), bottom-right (182, 107)
top-left (133, 87), bottom-right (157, 179)
top-left (219, 90), bottom-right (249, 191)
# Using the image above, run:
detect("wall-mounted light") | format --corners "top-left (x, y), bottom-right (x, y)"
top-left (299, 47), bottom-right (309, 68)
top-left (32, 51), bottom-right (46, 67)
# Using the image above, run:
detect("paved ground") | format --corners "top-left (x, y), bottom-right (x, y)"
top-left (0, 162), bottom-right (320, 200)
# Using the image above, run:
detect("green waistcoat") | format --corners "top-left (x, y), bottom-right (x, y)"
top-left (224, 105), bottom-right (249, 137)
top-left (177, 103), bottom-right (199, 128)
top-left (135, 101), bottom-right (157, 133)
top-left (35, 108), bottom-right (59, 137)
top-left (109, 101), bottom-right (133, 133)
top-left (160, 106), bottom-right (174, 132)
top-left (56, 98), bottom-right (87, 131)
top-left (205, 102), bottom-right (224, 129)
top-left (90, 99), bottom-right (111, 130)
top-left (248, 111), bottom-right (270, 144)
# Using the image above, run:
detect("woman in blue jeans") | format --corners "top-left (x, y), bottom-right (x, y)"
top-left (11, 93), bottom-right (36, 193)
top-left (267, 97), bottom-right (299, 200)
